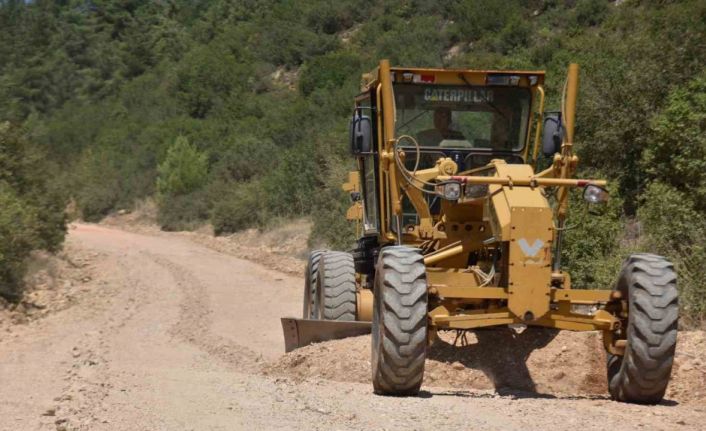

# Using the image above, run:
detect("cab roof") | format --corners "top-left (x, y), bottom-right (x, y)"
top-left (362, 65), bottom-right (545, 91)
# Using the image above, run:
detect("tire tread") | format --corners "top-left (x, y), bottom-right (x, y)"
top-left (320, 251), bottom-right (357, 321)
top-left (372, 246), bottom-right (428, 396)
top-left (608, 253), bottom-right (678, 404)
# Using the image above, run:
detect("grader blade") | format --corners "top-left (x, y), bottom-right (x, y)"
top-left (281, 318), bottom-right (371, 352)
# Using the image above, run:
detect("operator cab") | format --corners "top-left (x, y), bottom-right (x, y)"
top-left (391, 76), bottom-right (536, 225)
top-left (394, 83), bottom-right (531, 171)
top-left (350, 66), bottom-right (544, 236)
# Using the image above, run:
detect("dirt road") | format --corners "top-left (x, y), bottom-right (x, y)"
top-left (1, 224), bottom-right (704, 430)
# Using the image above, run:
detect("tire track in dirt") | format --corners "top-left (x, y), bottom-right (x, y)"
top-left (49, 247), bottom-right (266, 430)
top-left (52, 258), bottom-right (147, 430)
top-left (148, 254), bottom-right (264, 373)
top-left (42, 240), bottom-right (272, 431)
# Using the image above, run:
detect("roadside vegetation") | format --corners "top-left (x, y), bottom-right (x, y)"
top-left (0, 123), bottom-right (66, 299)
top-left (0, 0), bottom-right (704, 324)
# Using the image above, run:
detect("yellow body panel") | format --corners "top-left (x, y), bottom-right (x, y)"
top-left (507, 206), bottom-right (553, 320)
top-left (343, 171), bottom-right (363, 222)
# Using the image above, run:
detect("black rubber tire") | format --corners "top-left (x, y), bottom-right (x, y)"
top-left (315, 251), bottom-right (357, 321)
top-left (303, 250), bottom-right (325, 319)
top-left (607, 253), bottom-right (678, 404)
top-left (371, 246), bottom-right (428, 396)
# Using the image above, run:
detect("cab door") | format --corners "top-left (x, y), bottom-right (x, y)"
top-left (350, 93), bottom-right (380, 236)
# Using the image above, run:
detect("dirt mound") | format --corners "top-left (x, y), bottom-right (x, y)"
top-left (100, 199), bottom-right (160, 234)
top-left (265, 328), bottom-right (706, 403)
top-left (181, 219), bottom-right (309, 276)
top-left (101, 203), bottom-right (309, 276)
top-left (0, 239), bottom-right (100, 332)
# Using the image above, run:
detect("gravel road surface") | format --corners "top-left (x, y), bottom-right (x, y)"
top-left (1, 223), bottom-right (703, 430)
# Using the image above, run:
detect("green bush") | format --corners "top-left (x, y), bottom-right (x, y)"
top-left (0, 123), bottom-right (67, 299)
top-left (637, 75), bottom-right (706, 324)
top-left (156, 136), bottom-right (209, 229)
top-left (253, 20), bottom-right (339, 67)
top-left (668, 244), bottom-right (706, 326)
top-left (262, 143), bottom-right (319, 217)
top-left (640, 182), bottom-right (706, 324)
top-left (211, 180), bottom-right (265, 235)
top-left (575, 0), bottom-right (706, 213)
top-left (573, 0), bottom-right (610, 27)
top-left (299, 51), bottom-right (361, 96)
top-left (157, 189), bottom-right (209, 231)
top-left (209, 135), bottom-right (277, 183)
top-left (308, 158), bottom-right (356, 250)
top-left (157, 136), bottom-right (208, 198)
top-left (496, 15), bottom-right (532, 54)
top-left (562, 179), bottom-right (625, 290)
top-left (360, 15), bottom-right (446, 67)
top-left (175, 42), bottom-right (251, 118)
top-left (0, 187), bottom-right (40, 298)
top-left (450, 0), bottom-right (518, 41)
top-left (642, 74), bottom-right (706, 210)
top-left (73, 148), bottom-right (122, 221)
top-left (639, 182), bottom-right (703, 252)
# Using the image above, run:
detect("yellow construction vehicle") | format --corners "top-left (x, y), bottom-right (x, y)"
top-left (283, 60), bottom-right (678, 404)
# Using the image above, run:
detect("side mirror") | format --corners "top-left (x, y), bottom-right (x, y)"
top-left (349, 113), bottom-right (372, 156)
top-left (542, 112), bottom-right (564, 157)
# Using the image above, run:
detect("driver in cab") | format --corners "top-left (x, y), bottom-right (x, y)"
top-left (416, 107), bottom-right (465, 147)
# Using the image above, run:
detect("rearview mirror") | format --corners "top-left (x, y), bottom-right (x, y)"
top-left (542, 112), bottom-right (564, 157)
top-left (349, 113), bottom-right (372, 156)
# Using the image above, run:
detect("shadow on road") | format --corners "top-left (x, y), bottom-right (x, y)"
top-left (427, 327), bottom-right (560, 396)
top-left (425, 327), bottom-right (680, 405)
top-left (419, 389), bottom-right (612, 401)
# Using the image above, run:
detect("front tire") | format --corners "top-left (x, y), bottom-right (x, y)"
top-left (607, 253), bottom-right (678, 404)
top-left (315, 251), bottom-right (357, 321)
top-left (371, 246), bottom-right (428, 396)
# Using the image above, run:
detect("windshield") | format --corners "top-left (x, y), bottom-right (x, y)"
top-left (394, 84), bottom-right (531, 151)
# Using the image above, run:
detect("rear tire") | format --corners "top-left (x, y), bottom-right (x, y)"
top-left (607, 253), bottom-right (678, 404)
top-left (371, 246), bottom-right (428, 396)
top-left (315, 251), bottom-right (357, 321)
top-left (303, 250), bottom-right (325, 319)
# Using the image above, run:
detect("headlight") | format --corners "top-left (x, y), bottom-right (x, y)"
top-left (583, 184), bottom-right (609, 204)
top-left (435, 181), bottom-right (461, 201)
top-left (464, 184), bottom-right (489, 200)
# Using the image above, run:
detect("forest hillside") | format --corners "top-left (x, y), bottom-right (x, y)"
top-left (0, 0), bottom-right (704, 324)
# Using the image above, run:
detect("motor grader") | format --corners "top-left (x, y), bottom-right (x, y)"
top-left (282, 60), bottom-right (678, 404)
